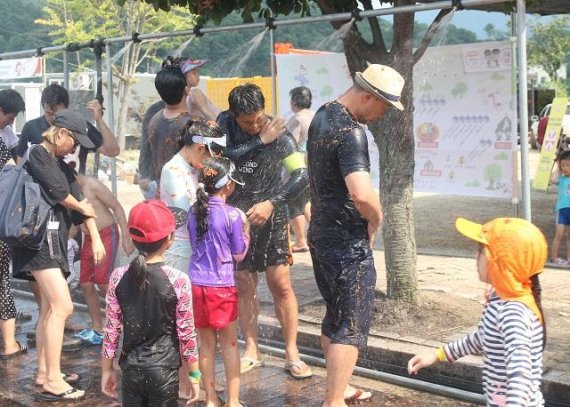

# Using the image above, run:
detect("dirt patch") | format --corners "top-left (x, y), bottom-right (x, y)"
top-left (300, 290), bottom-right (482, 342)
top-left (411, 191), bottom-right (557, 257)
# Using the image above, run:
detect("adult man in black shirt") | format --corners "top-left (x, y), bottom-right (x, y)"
top-left (307, 64), bottom-right (405, 406)
top-left (217, 83), bottom-right (313, 379)
top-left (16, 83), bottom-right (119, 173)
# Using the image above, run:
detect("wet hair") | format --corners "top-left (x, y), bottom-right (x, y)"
top-left (0, 89), bottom-right (25, 115)
top-left (155, 56), bottom-right (187, 105)
top-left (177, 118), bottom-right (225, 152)
top-left (530, 275), bottom-right (547, 349)
top-left (126, 237), bottom-right (169, 289)
top-left (41, 83), bottom-right (69, 108)
top-left (228, 83), bottom-right (265, 116)
top-left (192, 157), bottom-right (233, 240)
top-left (289, 86), bottom-right (312, 109)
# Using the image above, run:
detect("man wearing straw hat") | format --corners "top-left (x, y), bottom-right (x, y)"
top-left (306, 64), bottom-right (405, 406)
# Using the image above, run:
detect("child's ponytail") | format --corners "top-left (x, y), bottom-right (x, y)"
top-left (530, 274), bottom-right (547, 350)
top-left (193, 183), bottom-right (209, 240)
top-left (127, 239), bottom-right (168, 290)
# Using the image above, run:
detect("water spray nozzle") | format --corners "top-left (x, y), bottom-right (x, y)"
top-left (193, 25), bottom-right (204, 37)
top-left (451, 0), bottom-right (465, 10)
top-left (131, 32), bottom-right (142, 44)
top-left (265, 17), bottom-right (276, 30)
top-left (351, 10), bottom-right (363, 22)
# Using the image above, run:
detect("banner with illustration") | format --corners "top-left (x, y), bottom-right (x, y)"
top-left (413, 41), bottom-right (515, 197)
top-left (275, 52), bottom-right (381, 186)
top-left (532, 97), bottom-right (569, 191)
top-left (275, 41), bottom-right (515, 197)
top-left (0, 57), bottom-right (43, 80)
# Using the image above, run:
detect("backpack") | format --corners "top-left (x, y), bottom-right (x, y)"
top-left (0, 148), bottom-right (52, 250)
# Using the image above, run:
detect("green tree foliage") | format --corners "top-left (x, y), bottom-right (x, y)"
top-left (527, 16), bottom-right (570, 83)
top-left (35, 0), bottom-right (197, 147)
top-left (0, 0), bottom-right (50, 52)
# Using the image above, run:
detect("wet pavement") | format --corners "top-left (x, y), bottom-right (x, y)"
top-left (2, 292), bottom-right (479, 407)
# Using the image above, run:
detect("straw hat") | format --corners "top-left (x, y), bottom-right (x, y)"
top-left (354, 64), bottom-right (405, 110)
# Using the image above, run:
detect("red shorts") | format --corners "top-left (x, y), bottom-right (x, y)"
top-left (80, 224), bottom-right (119, 285)
top-left (192, 285), bottom-right (238, 329)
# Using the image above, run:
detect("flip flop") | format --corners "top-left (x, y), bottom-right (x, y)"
top-left (35, 372), bottom-right (81, 386)
top-left (284, 360), bottom-right (313, 379)
top-left (0, 341), bottom-right (28, 360)
top-left (344, 388), bottom-right (373, 404)
top-left (36, 387), bottom-right (85, 401)
top-left (239, 356), bottom-right (264, 374)
top-left (291, 246), bottom-right (310, 253)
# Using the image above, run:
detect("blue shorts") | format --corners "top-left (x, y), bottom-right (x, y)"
top-left (310, 240), bottom-right (376, 349)
top-left (556, 207), bottom-right (570, 225)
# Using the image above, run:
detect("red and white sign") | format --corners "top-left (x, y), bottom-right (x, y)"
top-left (0, 57), bottom-right (43, 80)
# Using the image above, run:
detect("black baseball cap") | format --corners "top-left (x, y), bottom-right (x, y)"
top-left (53, 110), bottom-right (95, 149)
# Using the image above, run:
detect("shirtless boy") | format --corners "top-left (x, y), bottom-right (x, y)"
top-left (74, 174), bottom-right (134, 345)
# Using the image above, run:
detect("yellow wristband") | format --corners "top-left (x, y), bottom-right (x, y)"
top-left (435, 347), bottom-right (447, 362)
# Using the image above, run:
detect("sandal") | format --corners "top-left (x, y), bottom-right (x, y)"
top-left (284, 360), bottom-right (313, 379)
top-left (344, 388), bottom-right (373, 404)
top-left (0, 341), bottom-right (28, 360)
top-left (36, 387), bottom-right (85, 401)
top-left (35, 372), bottom-right (81, 386)
top-left (240, 356), bottom-right (264, 374)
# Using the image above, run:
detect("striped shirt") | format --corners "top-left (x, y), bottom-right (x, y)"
top-left (444, 292), bottom-right (544, 406)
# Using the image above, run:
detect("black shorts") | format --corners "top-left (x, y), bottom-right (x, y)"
top-left (310, 240), bottom-right (376, 349)
top-left (287, 188), bottom-right (310, 219)
top-left (122, 367), bottom-right (178, 407)
top-left (237, 207), bottom-right (292, 273)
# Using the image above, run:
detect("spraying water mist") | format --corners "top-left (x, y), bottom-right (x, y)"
top-left (216, 29), bottom-right (269, 77)
top-left (315, 19), bottom-right (354, 52)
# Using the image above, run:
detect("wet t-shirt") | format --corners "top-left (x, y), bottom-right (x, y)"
top-left (307, 101), bottom-right (370, 245)
top-left (217, 111), bottom-right (300, 211)
top-left (145, 110), bottom-right (193, 184)
top-left (103, 262), bottom-right (198, 369)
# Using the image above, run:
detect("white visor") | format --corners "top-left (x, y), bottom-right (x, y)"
top-left (214, 161), bottom-right (244, 189)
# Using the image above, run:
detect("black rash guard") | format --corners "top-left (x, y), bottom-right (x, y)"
top-left (307, 101), bottom-right (371, 245)
top-left (217, 110), bottom-right (308, 212)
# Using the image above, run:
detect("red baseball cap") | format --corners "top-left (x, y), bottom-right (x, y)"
top-left (128, 200), bottom-right (176, 243)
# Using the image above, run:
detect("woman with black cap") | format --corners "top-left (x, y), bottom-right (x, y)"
top-left (11, 109), bottom-right (105, 402)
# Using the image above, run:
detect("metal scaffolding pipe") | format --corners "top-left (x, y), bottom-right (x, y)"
top-left (63, 50), bottom-right (69, 89)
top-left (93, 42), bottom-right (104, 176)
top-left (0, 0), bottom-right (511, 60)
top-left (516, 0), bottom-right (531, 220)
top-left (105, 42), bottom-right (118, 197)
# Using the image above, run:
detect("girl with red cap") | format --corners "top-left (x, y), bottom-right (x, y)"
top-left (408, 217), bottom-right (547, 407)
top-left (101, 200), bottom-right (200, 406)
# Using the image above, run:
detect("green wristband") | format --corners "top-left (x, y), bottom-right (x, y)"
top-left (189, 370), bottom-right (201, 382)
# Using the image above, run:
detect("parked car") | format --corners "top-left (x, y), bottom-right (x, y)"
top-left (529, 102), bottom-right (570, 150)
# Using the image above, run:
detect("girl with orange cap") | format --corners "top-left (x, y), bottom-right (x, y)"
top-left (408, 217), bottom-right (547, 406)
